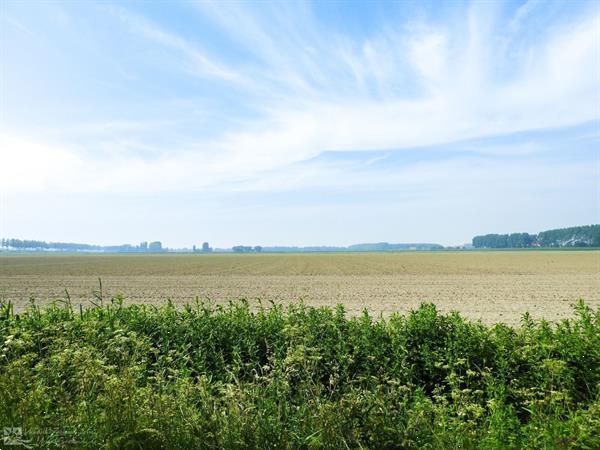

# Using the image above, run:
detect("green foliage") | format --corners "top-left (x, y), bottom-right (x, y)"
top-left (0, 297), bottom-right (598, 449)
top-left (473, 233), bottom-right (536, 248)
top-left (0, 238), bottom-right (163, 252)
top-left (473, 225), bottom-right (600, 248)
top-left (537, 225), bottom-right (600, 247)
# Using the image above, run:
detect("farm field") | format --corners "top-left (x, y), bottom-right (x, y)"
top-left (1, 250), bottom-right (598, 324)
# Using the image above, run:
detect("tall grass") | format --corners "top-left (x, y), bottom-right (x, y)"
top-left (0, 297), bottom-right (598, 449)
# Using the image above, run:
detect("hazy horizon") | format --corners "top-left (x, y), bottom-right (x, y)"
top-left (1, 0), bottom-right (599, 248)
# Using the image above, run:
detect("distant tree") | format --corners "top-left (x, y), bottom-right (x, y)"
top-left (254, 246), bottom-right (262, 253)
top-left (232, 246), bottom-right (252, 253)
top-left (507, 233), bottom-right (535, 248)
top-left (537, 225), bottom-right (600, 247)
top-left (473, 225), bottom-right (599, 248)
top-left (6, 239), bottom-right (48, 249)
top-left (149, 241), bottom-right (162, 252)
top-left (472, 234), bottom-right (513, 248)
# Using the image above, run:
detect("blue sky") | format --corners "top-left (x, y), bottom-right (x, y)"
top-left (1, 0), bottom-right (598, 247)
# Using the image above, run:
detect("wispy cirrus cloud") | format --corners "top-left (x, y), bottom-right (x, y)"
top-left (1, 0), bottom-right (598, 245)
top-left (104, 5), bottom-right (245, 84)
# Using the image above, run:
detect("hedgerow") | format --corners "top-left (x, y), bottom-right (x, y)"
top-left (0, 297), bottom-right (598, 449)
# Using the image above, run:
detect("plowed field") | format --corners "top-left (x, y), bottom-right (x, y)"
top-left (1, 251), bottom-right (598, 324)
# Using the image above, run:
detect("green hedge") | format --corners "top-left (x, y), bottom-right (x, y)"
top-left (1, 298), bottom-right (598, 449)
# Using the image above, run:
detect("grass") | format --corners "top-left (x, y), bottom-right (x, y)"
top-left (0, 296), bottom-right (599, 449)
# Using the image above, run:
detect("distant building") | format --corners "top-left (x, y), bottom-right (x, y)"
top-left (139, 241), bottom-right (148, 251)
top-left (202, 242), bottom-right (212, 252)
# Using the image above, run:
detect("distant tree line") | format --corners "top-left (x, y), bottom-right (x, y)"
top-left (0, 238), bottom-right (165, 252)
top-left (238, 243), bottom-right (443, 253)
top-left (472, 233), bottom-right (536, 249)
top-left (536, 225), bottom-right (600, 247)
top-left (261, 246), bottom-right (346, 253)
top-left (472, 225), bottom-right (600, 248)
top-left (347, 243), bottom-right (444, 251)
top-left (232, 245), bottom-right (262, 253)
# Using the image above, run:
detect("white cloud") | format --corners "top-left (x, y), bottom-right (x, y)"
top-left (2, 2), bottom-right (599, 197)
top-left (508, 0), bottom-right (542, 33)
top-left (408, 32), bottom-right (448, 89)
top-left (106, 5), bottom-right (244, 83)
top-left (0, 134), bottom-right (83, 192)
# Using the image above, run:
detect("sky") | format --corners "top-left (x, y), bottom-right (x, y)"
top-left (0, 0), bottom-right (599, 248)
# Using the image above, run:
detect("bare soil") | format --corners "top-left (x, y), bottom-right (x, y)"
top-left (1, 251), bottom-right (598, 324)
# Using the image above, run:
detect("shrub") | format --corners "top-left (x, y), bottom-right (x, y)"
top-left (0, 298), bottom-right (598, 449)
